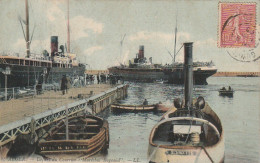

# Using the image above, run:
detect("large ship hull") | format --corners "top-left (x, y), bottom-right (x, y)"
top-left (108, 67), bottom-right (166, 82)
top-left (163, 67), bottom-right (217, 85)
top-left (0, 64), bottom-right (85, 88)
top-left (108, 67), bottom-right (217, 85)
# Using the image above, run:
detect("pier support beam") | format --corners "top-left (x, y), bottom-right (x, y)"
top-left (88, 84), bottom-right (128, 115)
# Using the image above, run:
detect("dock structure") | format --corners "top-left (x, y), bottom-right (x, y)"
top-left (213, 71), bottom-right (260, 77)
top-left (0, 84), bottom-right (128, 157)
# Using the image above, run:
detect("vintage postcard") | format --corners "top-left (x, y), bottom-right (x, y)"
top-left (0, 0), bottom-right (259, 163)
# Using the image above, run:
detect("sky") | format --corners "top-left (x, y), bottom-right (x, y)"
top-left (0, 0), bottom-right (259, 71)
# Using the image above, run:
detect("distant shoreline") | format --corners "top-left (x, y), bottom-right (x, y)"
top-left (212, 72), bottom-right (260, 77)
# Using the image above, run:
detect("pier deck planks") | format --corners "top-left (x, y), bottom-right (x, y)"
top-left (0, 84), bottom-right (113, 126)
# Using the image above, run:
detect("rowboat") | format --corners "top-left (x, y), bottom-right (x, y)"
top-left (111, 103), bottom-right (157, 113)
top-left (219, 89), bottom-right (234, 97)
top-left (38, 115), bottom-right (109, 159)
top-left (148, 42), bottom-right (224, 163)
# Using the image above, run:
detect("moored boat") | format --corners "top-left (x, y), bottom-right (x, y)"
top-left (148, 42), bottom-right (224, 163)
top-left (111, 103), bottom-right (157, 113)
top-left (0, 0), bottom-right (85, 89)
top-left (108, 46), bottom-right (217, 85)
top-left (38, 115), bottom-right (109, 159)
top-left (108, 18), bottom-right (217, 85)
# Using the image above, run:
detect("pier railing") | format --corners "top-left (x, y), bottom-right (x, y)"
top-left (0, 85), bottom-right (59, 101)
top-left (0, 84), bottom-right (128, 147)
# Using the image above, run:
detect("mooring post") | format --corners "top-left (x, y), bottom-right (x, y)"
top-left (5, 75), bottom-right (7, 101)
top-left (41, 94), bottom-right (43, 111)
top-left (33, 94), bottom-right (35, 114)
top-left (34, 85), bottom-right (36, 96)
top-left (65, 104), bottom-right (69, 140)
top-left (30, 118), bottom-right (37, 144)
top-left (12, 87), bottom-right (15, 99)
top-left (48, 91), bottom-right (50, 109)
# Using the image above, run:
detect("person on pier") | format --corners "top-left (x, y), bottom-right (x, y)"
top-left (97, 74), bottom-right (100, 84)
top-left (143, 99), bottom-right (148, 105)
top-left (61, 75), bottom-right (68, 95)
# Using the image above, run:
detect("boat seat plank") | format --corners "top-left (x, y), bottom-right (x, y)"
top-left (84, 118), bottom-right (98, 123)
top-left (86, 125), bottom-right (100, 127)
top-left (54, 133), bottom-right (97, 135)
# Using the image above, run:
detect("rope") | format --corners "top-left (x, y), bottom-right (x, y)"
top-left (146, 116), bottom-right (159, 122)
top-left (201, 146), bottom-right (214, 163)
top-left (148, 145), bottom-right (160, 162)
top-left (184, 116), bottom-right (193, 143)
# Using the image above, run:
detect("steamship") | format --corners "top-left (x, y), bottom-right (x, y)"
top-left (0, 0), bottom-right (85, 88)
top-left (109, 16), bottom-right (216, 85)
top-left (108, 45), bottom-right (217, 85)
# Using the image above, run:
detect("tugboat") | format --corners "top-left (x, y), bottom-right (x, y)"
top-left (148, 42), bottom-right (224, 163)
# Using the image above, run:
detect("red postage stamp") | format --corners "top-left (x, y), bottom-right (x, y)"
top-left (219, 3), bottom-right (256, 48)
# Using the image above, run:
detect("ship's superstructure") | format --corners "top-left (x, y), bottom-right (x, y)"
top-left (108, 45), bottom-right (217, 84)
top-left (0, 0), bottom-right (85, 88)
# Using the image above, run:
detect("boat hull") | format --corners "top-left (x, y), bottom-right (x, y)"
top-left (0, 64), bottom-right (85, 88)
top-left (38, 115), bottom-right (109, 159)
top-left (108, 67), bottom-right (166, 82)
top-left (108, 67), bottom-right (217, 85)
top-left (148, 136), bottom-right (224, 163)
top-left (111, 104), bottom-right (157, 113)
top-left (148, 103), bottom-right (225, 163)
top-left (163, 68), bottom-right (217, 85)
top-left (219, 90), bottom-right (234, 97)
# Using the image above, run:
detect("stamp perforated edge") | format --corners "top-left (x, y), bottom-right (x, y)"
top-left (217, 2), bottom-right (257, 48)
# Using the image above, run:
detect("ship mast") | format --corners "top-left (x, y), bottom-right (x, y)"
top-left (25, 0), bottom-right (30, 58)
top-left (120, 34), bottom-right (126, 63)
top-left (67, 0), bottom-right (70, 53)
top-left (173, 13), bottom-right (177, 63)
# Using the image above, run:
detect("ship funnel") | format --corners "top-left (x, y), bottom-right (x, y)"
top-left (138, 45), bottom-right (144, 59)
top-left (183, 42), bottom-right (193, 110)
top-left (51, 36), bottom-right (58, 57)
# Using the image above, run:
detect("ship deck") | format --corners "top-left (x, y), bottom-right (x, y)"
top-left (0, 84), bottom-right (113, 126)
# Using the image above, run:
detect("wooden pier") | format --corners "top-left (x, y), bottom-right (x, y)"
top-left (0, 84), bottom-right (128, 158)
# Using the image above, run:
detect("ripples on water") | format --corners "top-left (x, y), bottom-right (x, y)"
top-left (97, 77), bottom-right (260, 163)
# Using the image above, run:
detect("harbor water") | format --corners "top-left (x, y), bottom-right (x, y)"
top-left (96, 77), bottom-right (260, 163)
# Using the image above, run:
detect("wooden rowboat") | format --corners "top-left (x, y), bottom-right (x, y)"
top-left (38, 115), bottom-right (109, 159)
top-left (219, 89), bottom-right (234, 97)
top-left (111, 103), bottom-right (157, 113)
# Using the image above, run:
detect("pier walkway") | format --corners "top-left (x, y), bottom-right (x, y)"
top-left (0, 84), bottom-right (128, 149)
